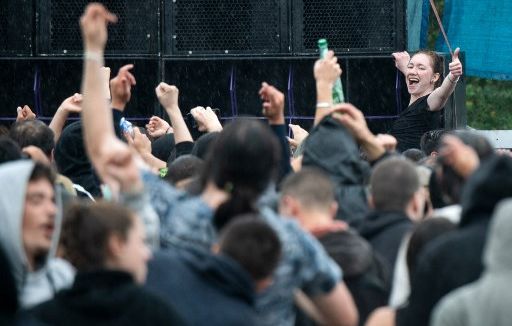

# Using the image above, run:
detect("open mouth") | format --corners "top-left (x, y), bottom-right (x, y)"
top-left (42, 223), bottom-right (55, 239)
top-left (408, 76), bottom-right (420, 85)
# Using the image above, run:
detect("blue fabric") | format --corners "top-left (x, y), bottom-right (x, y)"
top-left (407, 0), bottom-right (430, 51)
top-left (142, 171), bottom-right (342, 326)
top-left (435, 0), bottom-right (512, 80)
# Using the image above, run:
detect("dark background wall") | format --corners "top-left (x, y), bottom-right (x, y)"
top-left (0, 0), bottom-right (465, 133)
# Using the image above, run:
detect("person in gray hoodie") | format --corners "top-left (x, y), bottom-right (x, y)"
top-left (431, 198), bottom-right (512, 326)
top-left (0, 160), bottom-right (74, 308)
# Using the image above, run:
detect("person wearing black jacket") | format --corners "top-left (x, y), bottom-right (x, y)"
top-left (146, 216), bottom-right (282, 326)
top-left (279, 168), bottom-right (389, 325)
top-left (395, 155), bottom-right (512, 326)
top-left (28, 201), bottom-right (185, 325)
top-left (359, 158), bottom-right (425, 277)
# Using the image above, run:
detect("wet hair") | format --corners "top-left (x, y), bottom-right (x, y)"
top-left (0, 136), bottom-right (22, 164)
top-left (191, 132), bottom-right (220, 160)
top-left (370, 158), bottom-right (420, 211)
top-left (413, 50), bottom-right (444, 88)
top-left (402, 148), bottom-right (426, 163)
top-left (165, 155), bottom-right (204, 185)
top-left (280, 167), bottom-right (335, 210)
top-left (203, 119), bottom-right (280, 231)
top-left (61, 202), bottom-right (135, 271)
top-left (218, 214), bottom-right (281, 281)
top-left (420, 129), bottom-right (448, 156)
top-left (29, 161), bottom-right (56, 184)
top-left (406, 218), bottom-right (456, 280)
top-left (9, 120), bottom-right (55, 158)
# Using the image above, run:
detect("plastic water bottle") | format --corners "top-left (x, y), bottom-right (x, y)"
top-left (318, 38), bottom-right (345, 103)
top-left (119, 117), bottom-right (134, 137)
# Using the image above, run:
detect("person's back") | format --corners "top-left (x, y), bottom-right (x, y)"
top-left (30, 270), bottom-right (183, 326)
top-left (143, 119), bottom-right (356, 326)
top-left (359, 158), bottom-right (424, 274)
top-left (318, 230), bottom-right (389, 325)
top-left (146, 216), bottom-right (281, 326)
top-left (396, 155), bottom-right (512, 326)
top-left (148, 250), bottom-right (256, 326)
top-left (279, 168), bottom-right (388, 325)
top-left (432, 199), bottom-right (512, 326)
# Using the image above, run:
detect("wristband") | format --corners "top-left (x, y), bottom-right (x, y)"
top-left (448, 74), bottom-right (459, 84)
top-left (316, 102), bottom-right (332, 109)
top-left (84, 51), bottom-right (104, 65)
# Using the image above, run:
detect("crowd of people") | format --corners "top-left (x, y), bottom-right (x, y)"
top-left (1, 3), bottom-right (511, 326)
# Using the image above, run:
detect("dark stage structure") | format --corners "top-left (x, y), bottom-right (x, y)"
top-left (0, 0), bottom-right (466, 133)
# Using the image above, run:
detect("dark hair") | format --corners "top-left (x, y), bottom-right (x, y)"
top-left (61, 202), bottom-right (135, 271)
top-left (152, 133), bottom-right (175, 162)
top-left (9, 120), bottom-right (55, 158)
top-left (280, 167), bottom-right (335, 210)
top-left (204, 119), bottom-right (280, 230)
top-left (402, 148), bottom-right (426, 163)
top-left (420, 129), bottom-right (448, 156)
top-left (435, 131), bottom-right (495, 205)
top-left (449, 130), bottom-right (494, 160)
top-left (406, 218), bottom-right (456, 280)
top-left (370, 158), bottom-right (420, 211)
top-left (29, 161), bottom-right (56, 184)
top-left (0, 125), bottom-right (9, 137)
top-left (0, 136), bottom-right (22, 164)
top-left (428, 166), bottom-right (447, 208)
top-left (219, 215), bottom-right (281, 281)
top-left (165, 155), bottom-right (204, 185)
top-left (191, 132), bottom-right (220, 160)
top-left (414, 50), bottom-right (444, 88)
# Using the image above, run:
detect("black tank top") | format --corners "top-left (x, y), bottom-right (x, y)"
top-left (388, 95), bottom-right (442, 152)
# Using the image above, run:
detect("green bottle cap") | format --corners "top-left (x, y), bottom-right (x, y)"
top-left (318, 39), bottom-right (328, 48)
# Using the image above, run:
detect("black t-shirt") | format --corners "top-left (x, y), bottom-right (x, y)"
top-left (388, 95), bottom-right (442, 152)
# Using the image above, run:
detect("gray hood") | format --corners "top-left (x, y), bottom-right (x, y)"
top-left (0, 160), bottom-right (63, 292)
top-left (484, 198), bottom-right (512, 273)
top-left (431, 198), bottom-right (512, 326)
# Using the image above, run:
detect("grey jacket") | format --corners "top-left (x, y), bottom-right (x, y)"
top-left (0, 161), bottom-right (74, 308)
top-left (431, 198), bottom-right (512, 326)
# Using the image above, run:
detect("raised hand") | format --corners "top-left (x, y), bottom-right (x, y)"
top-left (156, 82), bottom-right (179, 110)
top-left (110, 64), bottom-right (136, 110)
top-left (392, 51), bottom-right (410, 74)
top-left (125, 127), bottom-right (152, 156)
top-left (101, 138), bottom-right (143, 196)
top-left (449, 48), bottom-right (463, 79)
top-left (259, 82), bottom-right (285, 125)
top-left (439, 134), bottom-right (478, 178)
top-left (331, 103), bottom-right (385, 161)
top-left (58, 93), bottom-right (83, 114)
top-left (79, 3), bottom-right (117, 52)
top-left (16, 105), bottom-right (36, 122)
top-left (146, 116), bottom-right (172, 138)
top-left (375, 134), bottom-right (398, 152)
top-left (331, 104), bottom-right (372, 143)
top-left (287, 124), bottom-right (309, 149)
top-left (22, 146), bottom-right (51, 165)
top-left (190, 106), bottom-right (223, 132)
top-left (314, 50), bottom-right (342, 86)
